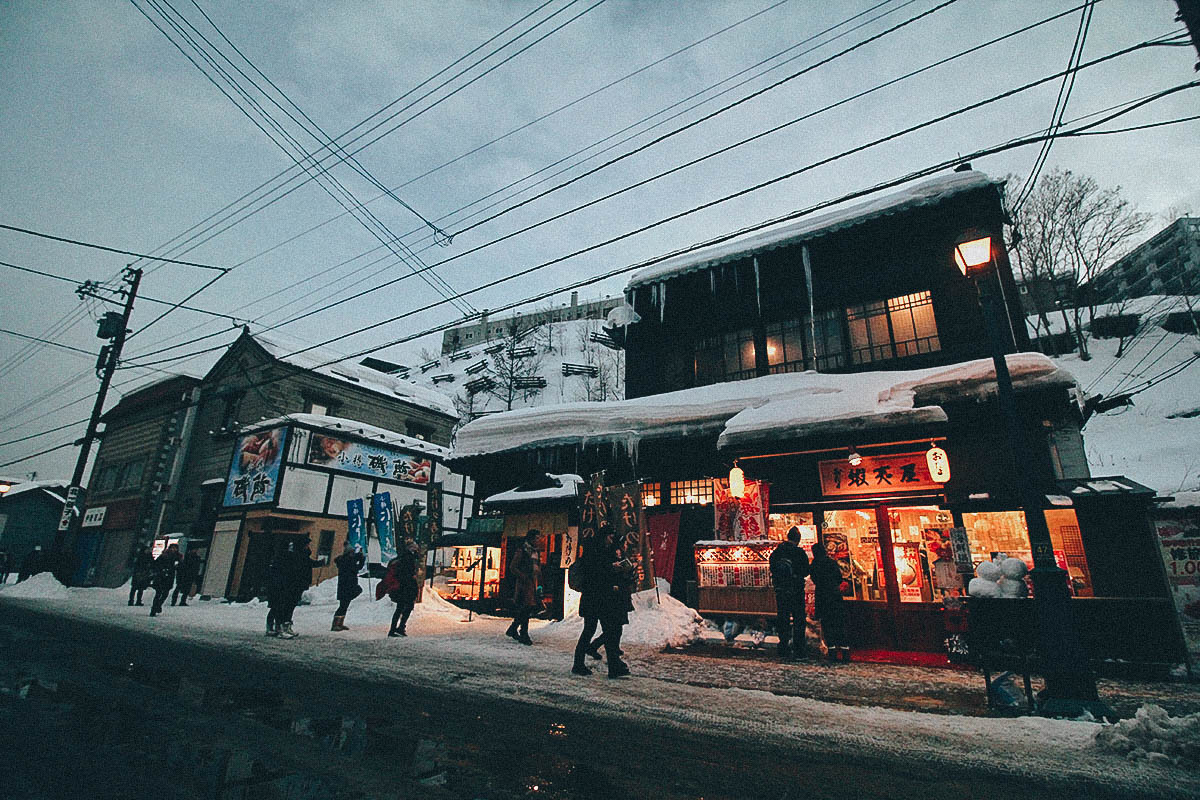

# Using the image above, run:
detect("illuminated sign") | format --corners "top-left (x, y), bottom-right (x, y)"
top-left (818, 451), bottom-right (944, 497)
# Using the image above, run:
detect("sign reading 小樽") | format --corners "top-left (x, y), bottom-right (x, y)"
top-left (307, 432), bottom-right (432, 486)
top-left (818, 451), bottom-right (944, 497)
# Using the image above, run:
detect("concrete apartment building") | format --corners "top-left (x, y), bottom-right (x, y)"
top-left (1090, 217), bottom-right (1200, 302)
top-left (440, 292), bottom-right (622, 354)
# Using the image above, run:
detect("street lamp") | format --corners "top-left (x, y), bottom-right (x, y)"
top-left (954, 231), bottom-right (1106, 715)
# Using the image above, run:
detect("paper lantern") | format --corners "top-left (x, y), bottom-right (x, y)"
top-left (926, 444), bottom-right (950, 483)
top-left (729, 464), bottom-right (745, 499)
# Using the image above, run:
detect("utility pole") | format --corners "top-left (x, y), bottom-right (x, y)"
top-left (1179, 0), bottom-right (1200, 70)
top-left (54, 266), bottom-right (143, 581)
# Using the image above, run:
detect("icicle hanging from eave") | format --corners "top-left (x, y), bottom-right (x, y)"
top-left (709, 268), bottom-right (716, 295)
top-left (659, 281), bottom-right (666, 323)
top-left (754, 256), bottom-right (762, 317)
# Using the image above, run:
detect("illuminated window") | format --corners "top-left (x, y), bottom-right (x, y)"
top-left (641, 482), bottom-right (662, 507)
top-left (765, 319), bottom-right (807, 374)
top-left (846, 291), bottom-right (940, 365)
top-left (669, 479), bottom-right (713, 505)
top-left (693, 328), bottom-right (756, 385)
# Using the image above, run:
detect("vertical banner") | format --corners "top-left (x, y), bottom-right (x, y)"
top-left (426, 483), bottom-right (443, 546)
top-left (374, 492), bottom-right (396, 564)
top-left (647, 511), bottom-right (681, 586)
top-left (608, 483), bottom-right (645, 588)
top-left (399, 503), bottom-right (420, 544)
top-left (561, 526), bottom-right (579, 569)
top-left (346, 497), bottom-right (367, 553)
top-left (579, 470), bottom-right (607, 541)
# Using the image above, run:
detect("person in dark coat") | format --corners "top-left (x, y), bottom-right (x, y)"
top-left (377, 538), bottom-right (419, 637)
top-left (149, 543), bottom-right (181, 617)
top-left (265, 545), bottom-right (291, 637)
top-left (769, 527), bottom-right (811, 659)
top-left (171, 549), bottom-right (201, 606)
top-left (128, 545), bottom-right (153, 606)
top-left (331, 543), bottom-right (365, 631)
top-left (504, 530), bottom-right (542, 646)
top-left (810, 542), bottom-right (850, 662)
top-left (0, 547), bottom-right (11, 584)
top-left (272, 540), bottom-right (321, 638)
top-left (17, 546), bottom-right (43, 583)
top-left (572, 532), bottom-right (633, 677)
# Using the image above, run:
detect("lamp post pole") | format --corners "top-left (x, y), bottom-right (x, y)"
top-left (963, 237), bottom-right (1102, 711)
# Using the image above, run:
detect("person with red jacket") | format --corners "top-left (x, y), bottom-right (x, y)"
top-left (377, 538), bottom-right (419, 637)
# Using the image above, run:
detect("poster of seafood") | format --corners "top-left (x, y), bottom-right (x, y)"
top-left (307, 432), bottom-right (432, 486)
top-left (1156, 516), bottom-right (1200, 663)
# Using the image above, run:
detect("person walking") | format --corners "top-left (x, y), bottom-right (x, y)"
top-left (571, 537), bottom-right (605, 675)
top-left (128, 545), bottom-right (153, 606)
top-left (504, 530), bottom-right (542, 646)
top-left (273, 540), bottom-right (320, 638)
top-left (810, 542), bottom-right (851, 662)
top-left (17, 545), bottom-right (43, 583)
top-left (265, 545), bottom-right (291, 637)
top-left (377, 538), bottom-right (419, 637)
top-left (769, 526), bottom-right (810, 660)
top-left (149, 543), bottom-right (181, 617)
top-left (331, 543), bottom-right (365, 631)
top-left (171, 549), bottom-right (201, 606)
top-left (0, 547), bottom-right (11, 585)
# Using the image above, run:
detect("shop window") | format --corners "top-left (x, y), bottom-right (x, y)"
top-left (765, 319), bottom-right (807, 375)
top-left (767, 512), bottom-right (816, 546)
top-left (822, 509), bottom-right (885, 601)
top-left (669, 479), bottom-right (713, 506)
top-left (887, 506), bottom-right (956, 603)
top-left (316, 530), bottom-right (334, 564)
top-left (959, 509), bottom-right (1092, 597)
top-left (846, 291), bottom-right (940, 365)
top-left (641, 482), bottom-right (661, 507)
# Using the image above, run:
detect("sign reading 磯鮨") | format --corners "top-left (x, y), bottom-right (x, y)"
top-left (818, 451), bottom-right (943, 497)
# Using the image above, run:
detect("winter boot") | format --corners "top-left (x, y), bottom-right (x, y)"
top-left (571, 661), bottom-right (592, 676)
top-left (518, 631), bottom-right (533, 646)
top-left (280, 622), bottom-right (297, 639)
top-left (505, 621), bottom-right (520, 640)
top-left (838, 647), bottom-right (851, 663)
top-left (607, 660), bottom-right (631, 679)
top-left (331, 615), bottom-right (346, 632)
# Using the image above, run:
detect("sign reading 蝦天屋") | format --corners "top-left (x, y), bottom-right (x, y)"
top-left (818, 451), bottom-right (944, 497)
top-left (307, 432), bottom-right (432, 486)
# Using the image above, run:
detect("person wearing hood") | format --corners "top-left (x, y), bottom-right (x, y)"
top-left (769, 527), bottom-right (811, 660)
top-left (810, 541), bottom-right (851, 662)
top-left (377, 538), bottom-right (419, 637)
top-left (332, 542), bottom-right (366, 631)
top-left (504, 530), bottom-right (542, 646)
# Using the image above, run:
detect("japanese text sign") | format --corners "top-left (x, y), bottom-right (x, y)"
top-left (818, 451), bottom-right (942, 497)
top-left (307, 432), bottom-right (432, 486)
top-left (224, 427), bottom-right (288, 507)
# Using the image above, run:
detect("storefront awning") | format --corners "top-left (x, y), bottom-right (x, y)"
top-left (1058, 476), bottom-right (1157, 498)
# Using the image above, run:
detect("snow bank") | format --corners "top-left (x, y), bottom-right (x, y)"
top-left (0, 573), bottom-right (71, 600)
top-left (1093, 704), bottom-right (1200, 767)
top-left (541, 580), bottom-right (705, 648)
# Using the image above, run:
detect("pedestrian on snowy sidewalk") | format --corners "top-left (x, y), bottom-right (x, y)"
top-left (149, 543), bottom-right (181, 617)
top-left (331, 543), bottom-right (365, 631)
top-left (769, 526), bottom-right (810, 660)
top-left (0, 547), bottom-right (10, 585)
top-left (505, 530), bottom-right (542, 646)
top-left (571, 534), bottom-right (610, 675)
top-left (171, 548), bottom-right (200, 606)
top-left (128, 545), bottom-right (152, 606)
top-left (378, 538), bottom-right (419, 637)
top-left (810, 542), bottom-right (851, 663)
top-left (265, 544), bottom-right (291, 637)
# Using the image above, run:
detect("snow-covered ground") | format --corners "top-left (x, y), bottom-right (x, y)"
top-left (1053, 332), bottom-right (1200, 493)
top-left (3, 573), bottom-right (1199, 795)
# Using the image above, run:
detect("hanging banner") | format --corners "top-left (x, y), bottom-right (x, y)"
top-left (1156, 515), bottom-right (1200, 664)
top-left (647, 512), bottom-right (681, 586)
top-left (307, 432), bottom-right (432, 486)
top-left (373, 492), bottom-right (396, 564)
top-left (426, 482), bottom-right (443, 546)
top-left (579, 470), bottom-right (607, 541)
top-left (346, 497), bottom-right (367, 553)
top-left (224, 427), bottom-right (288, 506)
top-left (608, 483), bottom-right (645, 588)
top-left (713, 479), bottom-right (769, 541)
top-left (560, 526), bottom-right (579, 569)
top-left (818, 451), bottom-right (942, 497)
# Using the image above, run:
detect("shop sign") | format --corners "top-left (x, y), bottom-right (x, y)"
top-left (579, 471), bottom-right (608, 541)
top-left (818, 451), bottom-right (943, 497)
top-left (307, 432), bottom-right (432, 486)
top-left (950, 527), bottom-right (972, 566)
top-left (81, 506), bottom-right (107, 528)
top-left (426, 483), bottom-right (443, 545)
top-left (895, 542), bottom-right (924, 602)
top-left (58, 486), bottom-right (82, 531)
top-left (1155, 517), bottom-right (1200, 662)
top-left (561, 526), bottom-right (578, 569)
top-left (373, 492), bottom-right (396, 563)
top-left (346, 498), bottom-right (367, 552)
top-left (225, 427), bottom-right (288, 507)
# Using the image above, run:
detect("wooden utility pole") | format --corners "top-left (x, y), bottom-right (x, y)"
top-left (54, 266), bottom-right (143, 580)
top-left (1179, 0), bottom-right (1200, 69)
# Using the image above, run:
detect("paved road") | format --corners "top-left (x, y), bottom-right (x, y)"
top-left (0, 604), bottom-right (1181, 800)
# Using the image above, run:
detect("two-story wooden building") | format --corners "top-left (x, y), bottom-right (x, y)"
top-left (450, 170), bottom-right (1183, 664)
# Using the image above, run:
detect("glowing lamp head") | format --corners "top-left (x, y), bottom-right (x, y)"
top-left (729, 464), bottom-right (745, 499)
top-left (954, 233), bottom-right (993, 276)
top-left (0, 483), bottom-right (10, 495)
top-left (847, 451), bottom-right (863, 467)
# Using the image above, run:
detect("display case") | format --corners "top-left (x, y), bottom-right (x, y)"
top-left (446, 545), bottom-right (500, 600)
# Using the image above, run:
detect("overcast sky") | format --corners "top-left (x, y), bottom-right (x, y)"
top-left (2, 0), bottom-right (1197, 481)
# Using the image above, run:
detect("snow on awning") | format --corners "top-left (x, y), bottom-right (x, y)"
top-left (484, 473), bottom-right (583, 507)
top-left (452, 354), bottom-right (1077, 459)
top-left (241, 412), bottom-right (449, 457)
top-left (626, 171), bottom-right (999, 290)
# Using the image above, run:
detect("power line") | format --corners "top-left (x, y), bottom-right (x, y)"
top-left (0, 417), bottom-right (90, 448)
top-left (0, 328), bottom-right (95, 357)
top-left (0, 223), bottom-right (229, 271)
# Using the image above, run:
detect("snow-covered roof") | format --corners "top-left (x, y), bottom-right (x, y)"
top-left (627, 170), bottom-right (1000, 290)
top-left (452, 353), bottom-right (1075, 458)
top-left (252, 332), bottom-right (457, 418)
top-left (484, 473), bottom-right (583, 506)
top-left (0, 479), bottom-right (70, 503)
top-left (241, 412), bottom-right (450, 458)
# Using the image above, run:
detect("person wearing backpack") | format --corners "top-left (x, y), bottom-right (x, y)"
top-left (769, 527), bottom-right (810, 660)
